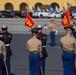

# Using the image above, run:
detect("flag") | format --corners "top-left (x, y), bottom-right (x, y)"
top-left (32, 6), bottom-right (35, 11)
top-left (50, 7), bottom-right (55, 13)
top-left (25, 5), bottom-right (28, 11)
top-left (61, 8), bottom-right (71, 27)
top-left (45, 8), bottom-right (50, 13)
top-left (25, 12), bottom-right (36, 29)
top-left (37, 6), bottom-right (41, 11)
top-left (55, 6), bottom-right (59, 12)
top-left (25, 6), bottom-right (30, 12)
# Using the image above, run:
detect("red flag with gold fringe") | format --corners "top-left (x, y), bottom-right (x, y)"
top-left (61, 8), bottom-right (71, 27)
top-left (25, 12), bottom-right (36, 29)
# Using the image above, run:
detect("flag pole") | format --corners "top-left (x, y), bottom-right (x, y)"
top-left (67, 2), bottom-right (70, 9)
top-left (40, 65), bottom-right (43, 75)
top-left (4, 63), bottom-right (9, 75)
top-left (44, 24), bottom-right (46, 34)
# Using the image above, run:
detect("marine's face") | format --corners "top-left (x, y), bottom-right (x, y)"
top-left (2, 29), bottom-right (7, 33)
top-left (37, 29), bottom-right (42, 33)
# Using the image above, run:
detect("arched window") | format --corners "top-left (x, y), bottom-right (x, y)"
top-left (50, 2), bottom-right (60, 9)
top-left (5, 3), bottom-right (13, 10)
top-left (20, 3), bottom-right (28, 11)
top-left (35, 2), bottom-right (43, 10)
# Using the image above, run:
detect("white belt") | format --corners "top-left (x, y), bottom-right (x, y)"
top-left (53, 30), bottom-right (56, 31)
top-left (5, 44), bottom-right (10, 46)
top-left (42, 46), bottom-right (45, 48)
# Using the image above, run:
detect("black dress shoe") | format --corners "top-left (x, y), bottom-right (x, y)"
top-left (50, 43), bottom-right (57, 46)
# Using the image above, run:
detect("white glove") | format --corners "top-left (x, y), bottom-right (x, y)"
top-left (55, 31), bottom-right (57, 35)
top-left (44, 26), bottom-right (48, 29)
top-left (0, 35), bottom-right (3, 37)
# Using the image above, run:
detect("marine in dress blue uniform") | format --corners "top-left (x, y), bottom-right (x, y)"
top-left (0, 25), bottom-right (12, 75)
top-left (26, 28), bottom-right (42, 75)
top-left (60, 25), bottom-right (76, 75)
top-left (73, 17), bottom-right (76, 39)
top-left (37, 25), bottom-right (48, 75)
top-left (73, 17), bottom-right (76, 75)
